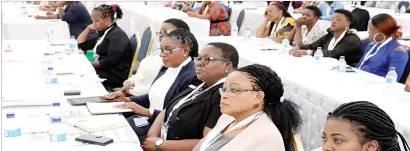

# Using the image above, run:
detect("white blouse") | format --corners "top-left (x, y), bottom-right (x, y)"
top-left (301, 21), bottom-right (328, 45)
top-left (148, 57), bottom-right (192, 110)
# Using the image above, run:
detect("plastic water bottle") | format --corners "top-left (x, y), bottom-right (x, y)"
top-left (21, 5), bottom-right (28, 17)
top-left (386, 67), bottom-right (398, 84)
top-left (45, 67), bottom-right (57, 84)
top-left (3, 113), bottom-right (21, 137)
top-left (49, 102), bottom-right (63, 123)
top-left (244, 28), bottom-right (251, 40)
top-left (281, 36), bottom-right (290, 54)
top-left (231, 24), bottom-right (238, 36)
top-left (336, 56), bottom-right (347, 72)
top-left (43, 53), bottom-right (52, 74)
top-left (49, 116), bottom-right (66, 142)
top-left (314, 47), bottom-right (323, 61)
top-left (390, 5), bottom-right (397, 13)
top-left (46, 27), bottom-right (55, 45)
top-left (68, 36), bottom-right (78, 54)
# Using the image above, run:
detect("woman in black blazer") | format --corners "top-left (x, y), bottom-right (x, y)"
top-left (105, 29), bottom-right (199, 137)
top-left (77, 4), bottom-right (132, 90)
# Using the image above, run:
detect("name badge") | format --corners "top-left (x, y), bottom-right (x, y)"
top-left (133, 116), bottom-right (149, 128)
top-left (161, 123), bottom-right (169, 140)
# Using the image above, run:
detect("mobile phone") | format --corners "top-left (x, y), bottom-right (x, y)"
top-left (75, 134), bottom-right (113, 146)
top-left (64, 90), bottom-right (81, 96)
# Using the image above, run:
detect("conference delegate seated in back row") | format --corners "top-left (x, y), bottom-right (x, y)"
top-left (256, 3), bottom-right (294, 43)
top-left (187, 1), bottom-right (231, 36)
top-left (356, 14), bottom-right (409, 81)
top-left (289, 9), bottom-right (363, 66)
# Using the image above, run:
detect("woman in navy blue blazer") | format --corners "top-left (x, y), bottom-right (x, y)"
top-left (357, 14), bottom-right (409, 81)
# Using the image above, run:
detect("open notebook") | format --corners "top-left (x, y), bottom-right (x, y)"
top-left (86, 102), bottom-right (133, 115)
top-left (64, 115), bottom-right (128, 132)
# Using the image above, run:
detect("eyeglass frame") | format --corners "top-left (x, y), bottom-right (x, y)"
top-left (156, 29), bottom-right (173, 37)
top-left (158, 47), bottom-right (183, 55)
top-left (194, 57), bottom-right (229, 65)
top-left (219, 87), bottom-right (262, 96)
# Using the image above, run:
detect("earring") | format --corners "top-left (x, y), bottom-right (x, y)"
top-left (373, 33), bottom-right (386, 43)
top-left (225, 68), bottom-right (228, 73)
top-left (184, 54), bottom-right (187, 57)
top-left (253, 103), bottom-right (259, 109)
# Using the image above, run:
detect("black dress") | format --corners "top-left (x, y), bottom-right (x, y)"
top-left (78, 23), bottom-right (132, 89)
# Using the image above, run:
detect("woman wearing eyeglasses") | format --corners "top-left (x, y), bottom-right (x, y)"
top-left (193, 64), bottom-right (302, 151)
top-left (103, 29), bottom-right (198, 139)
top-left (141, 42), bottom-right (239, 151)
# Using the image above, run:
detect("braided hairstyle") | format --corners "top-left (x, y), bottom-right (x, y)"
top-left (163, 18), bottom-right (198, 56)
top-left (328, 101), bottom-right (410, 151)
top-left (165, 28), bottom-right (198, 58)
top-left (93, 4), bottom-right (124, 22)
top-left (238, 64), bottom-right (302, 151)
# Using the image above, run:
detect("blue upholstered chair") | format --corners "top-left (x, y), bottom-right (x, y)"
top-left (236, 9), bottom-right (246, 35)
top-left (399, 50), bottom-right (410, 84)
top-left (128, 33), bottom-right (141, 78)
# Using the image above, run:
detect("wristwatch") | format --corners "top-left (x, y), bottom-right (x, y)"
top-left (306, 50), bottom-right (313, 55)
top-left (155, 139), bottom-right (164, 151)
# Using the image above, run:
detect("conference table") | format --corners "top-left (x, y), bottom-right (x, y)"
top-left (1, 2), bottom-right (70, 40)
top-left (200, 36), bottom-right (410, 151)
top-left (1, 40), bottom-right (142, 151)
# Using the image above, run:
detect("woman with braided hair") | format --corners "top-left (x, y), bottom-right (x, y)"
top-left (194, 64), bottom-right (302, 151)
top-left (323, 101), bottom-right (410, 151)
top-left (77, 4), bottom-right (132, 90)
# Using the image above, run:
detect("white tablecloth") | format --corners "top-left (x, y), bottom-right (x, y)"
top-left (1, 2), bottom-right (70, 40)
top-left (1, 40), bottom-right (142, 151)
top-left (200, 36), bottom-right (410, 151)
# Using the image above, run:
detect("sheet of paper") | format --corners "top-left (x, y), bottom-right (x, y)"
top-left (86, 102), bottom-right (133, 115)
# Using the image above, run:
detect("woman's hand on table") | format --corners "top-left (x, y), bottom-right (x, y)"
top-left (34, 15), bottom-right (47, 19)
top-left (405, 84), bottom-right (410, 92)
top-left (121, 82), bottom-right (134, 95)
top-left (289, 49), bottom-right (307, 57)
top-left (46, 11), bottom-right (55, 15)
top-left (114, 102), bottom-right (151, 117)
top-left (187, 11), bottom-right (197, 17)
top-left (101, 91), bottom-right (131, 102)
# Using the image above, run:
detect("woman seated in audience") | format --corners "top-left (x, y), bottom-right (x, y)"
top-left (356, 14), bottom-right (409, 81)
top-left (349, 8), bottom-right (370, 32)
top-left (288, 5), bottom-right (328, 46)
top-left (39, 1), bottom-right (57, 12)
top-left (77, 4), bottom-right (132, 90)
top-left (141, 42), bottom-right (239, 151)
top-left (323, 101), bottom-right (410, 151)
top-left (319, 1), bottom-right (344, 21)
top-left (104, 29), bottom-right (198, 137)
top-left (119, 18), bottom-right (195, 96)
top-left (35, 1), bottom-right (95, 39)
top-left (290, 9), bottom-right (363, 66)
top-left (187, 1), bottom-right (231, 36)
top-left (194, 64), bottom-right (302, 151)
top-left (256, 3), bottom-right (294, 43)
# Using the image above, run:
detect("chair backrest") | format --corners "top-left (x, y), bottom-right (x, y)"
top-left (128, 32), bottom-right (141, 78)
top-left (236, 9), bottom-right (246, 35)
top-left (399, 50), bottom-right (410, 84)
top-left (292, 134), bottom-right (304, 151)
top-left (226, 5), bottom-right (232, 22)
top-left (398, 1), bottom-right (410, 10)
top-left (361, 39), bottom-right (371, 51)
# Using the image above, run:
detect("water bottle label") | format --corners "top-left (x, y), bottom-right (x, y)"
top-left (50, 117), bottom-right (62, 123)
top-left (315, 56), bottom-right (322, 60)
top-left (4, 128), bottom-right (21, 137)
top-left (50, 133), bottom-right (66, 142)
top-left (386, 78), bottom-right (394, 84)
top-left (51, 78), bottom-right (57, 84)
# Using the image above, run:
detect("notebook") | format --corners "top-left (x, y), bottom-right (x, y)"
top-left (64, 115), bottom-right (128, 132)
top-left (86, 102), bottom-right (133, 115)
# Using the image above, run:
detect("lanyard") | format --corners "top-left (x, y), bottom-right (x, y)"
top-left (358, 37), bottom-right (393, 69)
top-left (270, 17), bottom-right (284, 38)
top-left (327, 30), bottom-right (346, 51)
top-left (93, 26), bottom-right (113, 60)
top-left (199, 112), bottom-right (263, 151)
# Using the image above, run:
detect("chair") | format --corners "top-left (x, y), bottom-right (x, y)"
top-left (291, 134), bottom-right (304, 151)
top-left (399, 50), bottom-right (410, 84)
top-left (236, 9), bottom-right (246, 35)
top-left (131, 26), bottom-right (155, 75)
top-left (128, 32), bottom-right (141, 78)
top-left (227, 5), bottom-right (233, 22)
top-left (398, 1), bottom-right (409, 10)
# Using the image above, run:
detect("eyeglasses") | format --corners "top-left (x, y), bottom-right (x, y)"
top-left (219, 87), bottom-right (261, 96)
top-left (159, 48), bottom-right (182, 55)
top-left (194, 57), bottom-right (229, 65)
top-left (157, 29), bottom-right (173, 37)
